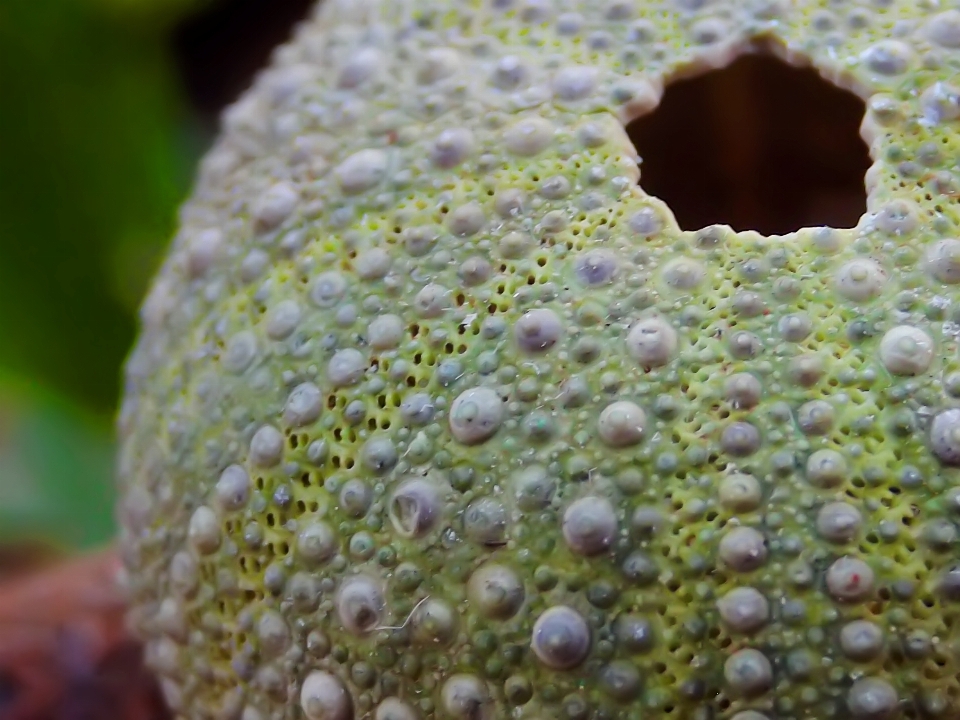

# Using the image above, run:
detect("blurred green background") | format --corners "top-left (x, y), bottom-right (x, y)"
top-left (0, 0), bottom-right (311, 551)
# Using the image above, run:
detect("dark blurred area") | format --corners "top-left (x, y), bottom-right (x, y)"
top-left (174, 0), bottom-right (315, 130)
top-left (0, 1), bottom-right (870, 554)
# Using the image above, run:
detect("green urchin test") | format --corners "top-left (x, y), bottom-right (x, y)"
top-left (116, 1), bottom-right (960, 719)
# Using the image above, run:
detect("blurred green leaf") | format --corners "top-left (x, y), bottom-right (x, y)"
top-left (0, 374), bottom-right (116, 550)
top-left (0, 0), bottom-right (212, 549)
top-left (82, 0), bottom-right (207, 26)
top-left (0, 0), bottom-right (200, 415)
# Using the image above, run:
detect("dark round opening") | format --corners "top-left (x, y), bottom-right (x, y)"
top-left (627, 53), bottom-right (872, 236)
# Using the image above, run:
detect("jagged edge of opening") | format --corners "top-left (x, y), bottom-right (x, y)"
top-left (614, 34), bottom-right (881, 239)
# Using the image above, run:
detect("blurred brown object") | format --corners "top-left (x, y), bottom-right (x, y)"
top-left (0, 548), bottom-right (170, 720)
top-left (0, 543), bottom-right (63, 585)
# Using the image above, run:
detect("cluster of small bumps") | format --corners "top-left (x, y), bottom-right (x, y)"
top-left (116, 0), bottom-right (960, 719)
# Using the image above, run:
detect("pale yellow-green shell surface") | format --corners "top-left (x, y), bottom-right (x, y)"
top-left (117, 1), bottom-right (960, 719)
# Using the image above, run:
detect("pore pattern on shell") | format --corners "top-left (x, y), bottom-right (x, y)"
top-left (117, 1), bottom-right (960, 719)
